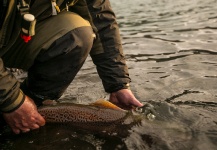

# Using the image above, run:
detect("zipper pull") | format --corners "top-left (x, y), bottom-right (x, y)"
top-left (51, 0), bottom-right (60, 15)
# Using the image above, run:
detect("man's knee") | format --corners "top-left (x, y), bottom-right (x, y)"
top-left (34, 11), bottom-right (95, 62)
top-left (24, 13), bottom-right (95, 100)
top-left (56, 11), bottom-right (91, 31)
top-left (36, 26), bottom-right (94, 62)
top-left (59, 12), bottom-right (95, 55)
top-left (39, 11), bottom-right (94, 51)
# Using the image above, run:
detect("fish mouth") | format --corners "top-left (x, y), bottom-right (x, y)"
top-left (133, 103), bottom-right (156, 121)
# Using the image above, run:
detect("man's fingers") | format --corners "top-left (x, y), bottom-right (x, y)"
top-left (21, 128), bottom-right (31, 133)
top-left (14, 122), bottom-right (24, 129)
top-left (9, 124), bottom-right (20, 134)
top-left (11, 123), bottom-right (39, 134)
top-left (21, 120), bottom-right (29, 127)
top-left (132, 99), bottom-right (143, 107)
top-left (30, 124), bottom-right (40, 130)
top-left (2, 96), bottom-right (46, 134)
top-left (36, 115), bottom-right (46, 126)
top-left (8, 116), bottom-right (44, 134)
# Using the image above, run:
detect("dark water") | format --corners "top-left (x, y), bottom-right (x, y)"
top-left (1, 0), bottom-right (217, 149)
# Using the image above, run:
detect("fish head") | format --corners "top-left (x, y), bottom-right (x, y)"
top-left (132, 103), bottom-right (156, 121)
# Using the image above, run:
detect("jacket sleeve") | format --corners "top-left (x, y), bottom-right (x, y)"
top-left (0, 58), bottom-right (25, 113)
top-left (85, 0), bottom-right (131, 93)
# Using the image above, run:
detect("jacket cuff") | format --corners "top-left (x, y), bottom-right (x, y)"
top-left (1, 90), bottom-right (25, 113)
top-left (106, 83), bottom-right (130, 93)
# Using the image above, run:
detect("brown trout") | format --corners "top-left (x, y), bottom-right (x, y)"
top-left (38, 99), bottom-right (150, 136)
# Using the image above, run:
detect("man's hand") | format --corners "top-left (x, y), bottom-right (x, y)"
top-left (2, 96), bottom-right (45, 134)
top-left (109, 89), bottom-right (143, 110)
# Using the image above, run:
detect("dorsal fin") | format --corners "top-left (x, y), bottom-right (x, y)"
top-left (90, 99), bottom-right (123, 111)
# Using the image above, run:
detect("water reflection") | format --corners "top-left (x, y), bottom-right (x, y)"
top-left (112, 0), bottom-right (217, 149)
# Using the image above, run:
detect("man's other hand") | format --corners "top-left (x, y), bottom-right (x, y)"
top-left (2, 96), bottom-right (45, 134)
top-left (109, 89), bottom-right (143, 110)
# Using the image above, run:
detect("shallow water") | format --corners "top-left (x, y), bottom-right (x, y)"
top-left (1, 0), bottom-right (217, 149)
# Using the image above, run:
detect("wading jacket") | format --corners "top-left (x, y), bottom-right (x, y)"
top-left (0, 0), bottom-right (130, 112)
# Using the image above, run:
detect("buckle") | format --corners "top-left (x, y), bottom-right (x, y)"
top-left (17, 0), bottom-right (29, 15)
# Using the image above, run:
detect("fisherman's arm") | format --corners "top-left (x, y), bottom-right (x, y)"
top-left (85, 0), bottom-right (143, 109)
top-left (0, 58), bottom-right (45, 134)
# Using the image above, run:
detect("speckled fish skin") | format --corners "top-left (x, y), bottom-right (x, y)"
top-left (37, 102), bottom-right (143, 135)
top-left (38, 103), bottom-right (126, 122)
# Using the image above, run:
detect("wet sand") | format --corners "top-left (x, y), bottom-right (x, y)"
top-left (1, 0), bottom-right (217, 149)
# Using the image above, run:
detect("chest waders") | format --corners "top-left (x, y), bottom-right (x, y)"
top-left (2, 0), bottom-right (95, 105)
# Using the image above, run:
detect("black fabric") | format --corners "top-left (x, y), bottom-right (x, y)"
top-left (21, 27), bottom-right (94, 104)
top-left (0, 0), bottom-right (8, 29)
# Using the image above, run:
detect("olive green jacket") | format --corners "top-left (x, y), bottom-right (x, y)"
top-left (0, 0), bottom-right (130, 112)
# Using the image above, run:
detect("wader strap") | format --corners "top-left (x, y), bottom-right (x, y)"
top-left (66, 0), bottom-right (79, 11)
top-left (67, 0), bottom-right (79, 7)
top-left (52, 0), bottom-right (79, 13)
top-left (17, 0), bottom-right (29, 15)
top-left (51, 0), bottom-right (60, 15)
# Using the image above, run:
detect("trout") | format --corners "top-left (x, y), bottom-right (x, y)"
top-left (38, 99), bottom-right (154, 136)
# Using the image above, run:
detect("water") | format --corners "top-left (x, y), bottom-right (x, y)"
top-left (1, 0), bottom-right (217, 149)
